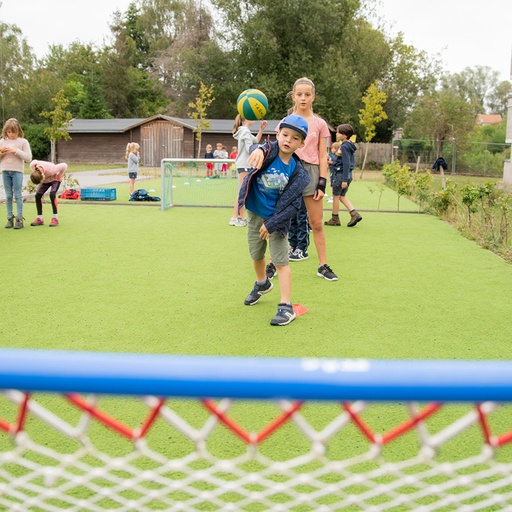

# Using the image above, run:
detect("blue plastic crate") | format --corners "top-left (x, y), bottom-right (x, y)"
top-left (80, 188), bottom-right (117, 201)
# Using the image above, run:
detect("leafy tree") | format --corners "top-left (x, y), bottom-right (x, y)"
top-left (380, 34), bottom-right (440, 135)
top-left (40, 89), bottom-right (72, 162)
top-left (358, 82), bottom-right (388, 172)
top-left (188, 82), bottom-right (215, 158)
top-left (486, 80), bottom-right (512, 116)
top-left (23, 124), bottom-right (50, 160)
top-left (79, 75), bottom-right (112, 118)
top-left (441, 66), bottom-right (500, 114)
top-left (404, 88), bottom-right (475, 157)
top-left (0, 22), bottom-right (35, 123)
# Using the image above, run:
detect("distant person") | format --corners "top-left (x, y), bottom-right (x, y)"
top-left (230, 115), bottom-right (267, 227)
top-left (324, 124), bottom-right (361, 227)
top-left (229, 145), bottom-right (238, 177)
top-left (29, 160), bottom-right (68, 227)
top-left (221, 145), bottom-right (229, 177)
top-left (238, 114), bottom-right (310, 326)
top-left (0, 118), bottom-right (32, 229)
top-left (125, 142), bottom-right (140, 196)
top-left (204, 144), bottom-right (214, 177)
top-left (213, 142), bottom-right (224, 178)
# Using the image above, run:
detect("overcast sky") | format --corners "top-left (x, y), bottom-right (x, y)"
top-left (1, 0), bottom-right (511, 81)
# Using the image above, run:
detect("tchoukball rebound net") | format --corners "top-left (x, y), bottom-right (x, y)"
top-left (2, 349), bottom-right (512, 511)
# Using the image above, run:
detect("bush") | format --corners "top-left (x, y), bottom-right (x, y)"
top-left (23, 124), bottom-right (50, 160)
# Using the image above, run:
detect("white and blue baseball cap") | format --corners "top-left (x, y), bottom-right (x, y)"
top-left (280, 114), bottom-right (308, 139)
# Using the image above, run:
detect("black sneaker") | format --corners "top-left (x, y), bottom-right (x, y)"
top-left (270, 303), bottom-right (296, 326)
top-left (317, 264), bottom-right (338, 281)
top-left (266, 262), bottom-right (277, 280)
top-left (244, 279), bottom-right (274, 305)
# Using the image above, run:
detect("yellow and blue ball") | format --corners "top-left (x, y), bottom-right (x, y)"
top-left (236, 89), bottom-right (269, 121)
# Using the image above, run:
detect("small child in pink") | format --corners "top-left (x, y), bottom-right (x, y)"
top-left (29, 160), bottom-right (68, 227)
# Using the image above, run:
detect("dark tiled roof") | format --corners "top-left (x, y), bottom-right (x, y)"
top-left (67, 116), bottom-right (280, 134)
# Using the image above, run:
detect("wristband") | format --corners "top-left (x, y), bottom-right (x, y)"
top-left (316, 177), bottom-right (327, 193)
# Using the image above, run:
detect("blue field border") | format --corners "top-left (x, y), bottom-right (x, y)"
top-left (1, 349), bottom-right (512, 402)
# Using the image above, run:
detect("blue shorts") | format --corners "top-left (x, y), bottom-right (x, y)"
top-left (129, 172), bottom-right (137, 179)
top-left (331, 172), bottom-right (352, 197)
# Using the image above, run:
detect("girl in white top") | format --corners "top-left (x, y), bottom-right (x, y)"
top-left (0, 118), bottom-right (32, 229)
top-left (230, 115), bottom-right (267, 226)
top-left (125, 142), bottom-right (140, 196)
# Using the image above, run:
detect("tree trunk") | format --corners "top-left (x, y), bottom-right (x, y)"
top-left (50, 140), bottom-right (56, 163)
top-left (359, 142), bottom-right (369, 178)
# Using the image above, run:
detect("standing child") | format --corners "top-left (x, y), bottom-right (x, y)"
top-left (230, 115), bottom-right (267, 226)
top-left (0, 118), bottom-right (32, 229)
top-left (29, 160), bottom-right (68, 227)
top-left (220, 145), bottom-right (229, 177)
top-left (251, 77), bottom-right (338, 281)
top-left (213, 143), bottom-right (224, 178)
top-left (238, 114), bottom-right (310, 326)
top-left (324, 124), bottom-right (362, 227)
top-left (204, 144), bottom-right (214, 177)
top-left (125, 142), bottom-right (140, 196)
top-left (229, 145), bottom-right (238, 177)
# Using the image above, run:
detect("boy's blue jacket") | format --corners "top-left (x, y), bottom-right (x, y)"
top-left (332, 140), bottom-right (357, 182)
top-left (238, 139), bottom-right (311, 237)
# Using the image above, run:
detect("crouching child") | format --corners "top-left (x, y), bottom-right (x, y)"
top-left (29, 160), bottom-right (68, 227)
top-left (237, 114), bottom-right (310, 326)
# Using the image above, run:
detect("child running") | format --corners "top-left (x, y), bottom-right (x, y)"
top-left (238, 114), bottom-right (310, 326)
top-left (29, 160), bottom-right (68, 227)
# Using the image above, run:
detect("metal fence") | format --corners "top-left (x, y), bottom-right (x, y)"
top-left (390, 139), bottom-right (512, 177)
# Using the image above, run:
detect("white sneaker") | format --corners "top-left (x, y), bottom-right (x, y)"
top-left (229, 217), bottom-right (237, 226)
top-left (234, 217), bottom-right (246, 227)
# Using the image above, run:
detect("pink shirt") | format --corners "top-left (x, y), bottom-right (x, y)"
top-left (30, 160), bottom-right (68, 183)
top-left (295, 116), bottom-right (330, 165)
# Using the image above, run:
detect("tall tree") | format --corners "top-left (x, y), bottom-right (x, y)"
top-left (441, 66), bottom-right (500, 114)
top-left (40, 89), bottom-right (72, 163)
top-left (188, 82), bottom-right (215, 157)
top-left (358, 81), bottom-right (388, 171)
top-left (486, 81), bottom-right (512, 117)
top-left (0, 22), bottom-right (35, 123)
top-left (404, 88), bottom-right (475, 156)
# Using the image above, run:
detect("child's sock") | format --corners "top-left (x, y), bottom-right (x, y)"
top-left (52, 214), bottom-right (58, 219)
top-left (332, 213), bottom-right (339, 218)
top-left (257, 279), bottom-right (268, 286)
top-left (37, 215), bottom-right (43, 220)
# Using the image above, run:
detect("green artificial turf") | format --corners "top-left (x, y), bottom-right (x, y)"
top-left (2, 199), bottom-right (511, 359)
top-left (70, 175), bottom-right (421, 212)
top-left (2, 194), bottom-right (512, 510)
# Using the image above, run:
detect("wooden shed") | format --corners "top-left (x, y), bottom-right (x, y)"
top-left (57, 116), bottom-right (280, 166)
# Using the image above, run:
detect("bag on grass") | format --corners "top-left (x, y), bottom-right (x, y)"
top-left (130, 189), bottom-right (160, 202)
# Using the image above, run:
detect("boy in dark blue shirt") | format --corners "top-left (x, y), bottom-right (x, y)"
top-left (238, 114), bottom-right (310, 326)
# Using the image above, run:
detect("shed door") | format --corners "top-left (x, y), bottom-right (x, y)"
top-left (140, 122), bottom-right (184, 166)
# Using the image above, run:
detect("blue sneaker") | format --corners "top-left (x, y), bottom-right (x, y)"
top-left (289, 248), bottom-right (308, 261)
top-left (244, 279), bottom-right (273, 305)
top-left (270, 303), bottom-right (296, 326)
